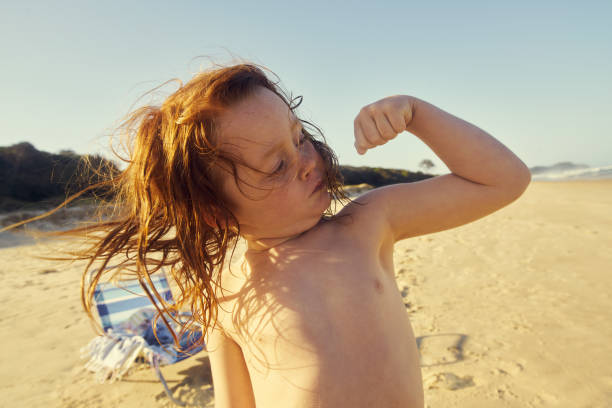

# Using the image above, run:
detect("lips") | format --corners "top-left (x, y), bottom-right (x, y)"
top-left (310, 178), bottom-right (325, 196)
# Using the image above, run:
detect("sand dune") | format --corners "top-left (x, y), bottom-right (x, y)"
top-left (1, 180), bottom-right (611, 407)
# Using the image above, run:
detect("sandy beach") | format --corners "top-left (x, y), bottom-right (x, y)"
top-left (1, 179), bottom-right (611, 407)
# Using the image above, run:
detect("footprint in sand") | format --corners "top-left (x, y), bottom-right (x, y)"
top-left (408, 274), bottom-right (422, 286)
top-left (423, 372), bottom-right (475, 391)
top-left (397, 282), bottom-right (424, 314)
top-left (396, 272), bottom-right (424, 287)
top-left (496, 360), bottom-right (525, 376)
top-left (402, 301), bottom-right (422, 314)
top-left (495, 384), bottom-right (520, 400)
top-left (399, 248), bottom-right (424, 262)
top-left (531, 392), bottom-right (559, 405)
top-left (395, 268), bottom-right (408, 278)
top-left (416, 333), bottom-right (468, 367)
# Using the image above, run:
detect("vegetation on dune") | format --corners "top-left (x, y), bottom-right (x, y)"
top-left (0, 142), bottom-right (436, 214)
top-left (0, 142), bottom-right (119, 213)
top-left (340, 165), bottom-right (432, 188)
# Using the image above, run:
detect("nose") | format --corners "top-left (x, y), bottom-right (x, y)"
top-left (298, 142), bottom-right (317, 181)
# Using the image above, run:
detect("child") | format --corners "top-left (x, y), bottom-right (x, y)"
top-left (3, 61), bottom-right (531, 407)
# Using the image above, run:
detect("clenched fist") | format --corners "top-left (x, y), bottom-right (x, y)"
top-left (354, 95), bottom-right (416, 155)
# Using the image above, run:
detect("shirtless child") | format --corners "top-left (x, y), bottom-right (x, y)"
top-left (204, 69), bottom-right (531, 407)
top-left (3, 62), bottom-right (530, 407)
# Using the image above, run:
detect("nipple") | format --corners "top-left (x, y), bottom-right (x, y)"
top-left (373, 278), bottom-right (384, 294)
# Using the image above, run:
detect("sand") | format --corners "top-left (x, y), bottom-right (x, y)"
top-left (1, 179), bottom-right (611, 407)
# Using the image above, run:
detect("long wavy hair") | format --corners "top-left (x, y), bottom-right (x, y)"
top-left (1, 61), bottom-right (349, 353)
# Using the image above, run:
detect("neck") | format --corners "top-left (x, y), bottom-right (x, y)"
top-left (242, 231), bottom-right (305, 253)
top-left (241, 218), bottom-right (327, 254)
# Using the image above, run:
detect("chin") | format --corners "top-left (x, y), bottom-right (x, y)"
top-left (320, 194), bottom-right (332, 213)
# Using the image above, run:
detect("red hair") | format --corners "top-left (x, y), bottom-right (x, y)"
top-left (1, 60), bottom-right (348, 352)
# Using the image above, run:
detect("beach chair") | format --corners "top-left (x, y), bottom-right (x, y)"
top-left (80, 267), bottom-right (205, 406)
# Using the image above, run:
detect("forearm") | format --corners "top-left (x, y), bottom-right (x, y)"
top-left (405, 96), bottom-right (531, 188)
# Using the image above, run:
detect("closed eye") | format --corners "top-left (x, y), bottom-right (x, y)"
top-left (273, 159), bottom-right (286, 174)
top-left (271, 129), bottom-right (307, 176)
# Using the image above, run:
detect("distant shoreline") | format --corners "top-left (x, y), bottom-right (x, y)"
top-left (3, 175), bottom-right (612, 218)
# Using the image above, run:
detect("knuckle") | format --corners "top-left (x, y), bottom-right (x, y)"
top-left (392, 122), bottom-right (404, 133)
top-left (381, 100), bottom-right (393, 110)
top-left (382, 131), bottom-right (395, 141)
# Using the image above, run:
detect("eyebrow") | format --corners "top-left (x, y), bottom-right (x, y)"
top-left (260, 115), bottom-right (301, 163)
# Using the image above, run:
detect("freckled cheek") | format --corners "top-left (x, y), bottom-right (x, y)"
top-left (236, 177), bottom-right (308, 220)
top-left (265, 187), bottom-right (304, 214)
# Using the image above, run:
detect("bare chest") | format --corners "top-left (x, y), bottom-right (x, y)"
top-left (221, 251), bottom-right (399, 350)
top-left (215, 241), bottom-right (422, 406)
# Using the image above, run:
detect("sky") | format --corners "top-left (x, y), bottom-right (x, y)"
top-left (1, 0), bottom-right (610, 174)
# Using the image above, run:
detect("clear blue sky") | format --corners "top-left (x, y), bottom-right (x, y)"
top-left (1, 0), bottom-right (610, 173)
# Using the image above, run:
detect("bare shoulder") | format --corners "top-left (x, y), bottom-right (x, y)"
top-left (335, 190), bottom-right (389, 238)
top-left (332, 190), bottom-right (393, 254)
top-left (337, 173), bottom-right (530, 244)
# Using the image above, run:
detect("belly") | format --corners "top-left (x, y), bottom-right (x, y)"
top-left (220, 262), bottom-right (424, 407)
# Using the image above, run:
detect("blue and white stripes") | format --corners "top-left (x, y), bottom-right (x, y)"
top-left (93, 274), bottom-right (173, 332)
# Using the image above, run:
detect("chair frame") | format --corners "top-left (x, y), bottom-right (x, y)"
top-left (89, 266), bottom-right (205, 406)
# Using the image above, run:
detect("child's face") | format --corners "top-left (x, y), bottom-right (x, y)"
top-left (215, 86), bottom-right (332, 243)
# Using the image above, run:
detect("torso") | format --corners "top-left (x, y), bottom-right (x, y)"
top-left (214, 211), bottom-right (424, 407)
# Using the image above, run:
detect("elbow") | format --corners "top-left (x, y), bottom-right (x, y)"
top-left (492, 170), bottom-right (531, 203)
top-left (507, 171), bottom-right (531, 200)
top-left (504, 163), bottom-right (532, 198)
top-left (519, 160), bottom-right (532, 186)
top-left (515, 167), bottom-right (532, 193)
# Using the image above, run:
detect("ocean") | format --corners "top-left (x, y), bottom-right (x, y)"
top-left (530, 164), bottom-right (612, 182)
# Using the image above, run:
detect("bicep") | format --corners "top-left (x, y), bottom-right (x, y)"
top-left (206, 325), bottom-right (256, 408)
top-left (353, 173), bottom-right (529, 243)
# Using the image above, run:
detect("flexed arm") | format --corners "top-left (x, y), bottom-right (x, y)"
top-left (349, 95), bottom-right (531, 242)
top-left (354, 95), bottom-right (531, 187)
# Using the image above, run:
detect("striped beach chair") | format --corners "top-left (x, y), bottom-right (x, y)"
top-left (82, 267), bottom-right (205, 406)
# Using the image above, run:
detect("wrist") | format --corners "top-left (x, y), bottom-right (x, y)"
top-left (403, 96), bottom-right (420, 132)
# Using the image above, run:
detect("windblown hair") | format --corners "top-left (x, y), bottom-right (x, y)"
top-left (1, 61), bottom-right (349, 353)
